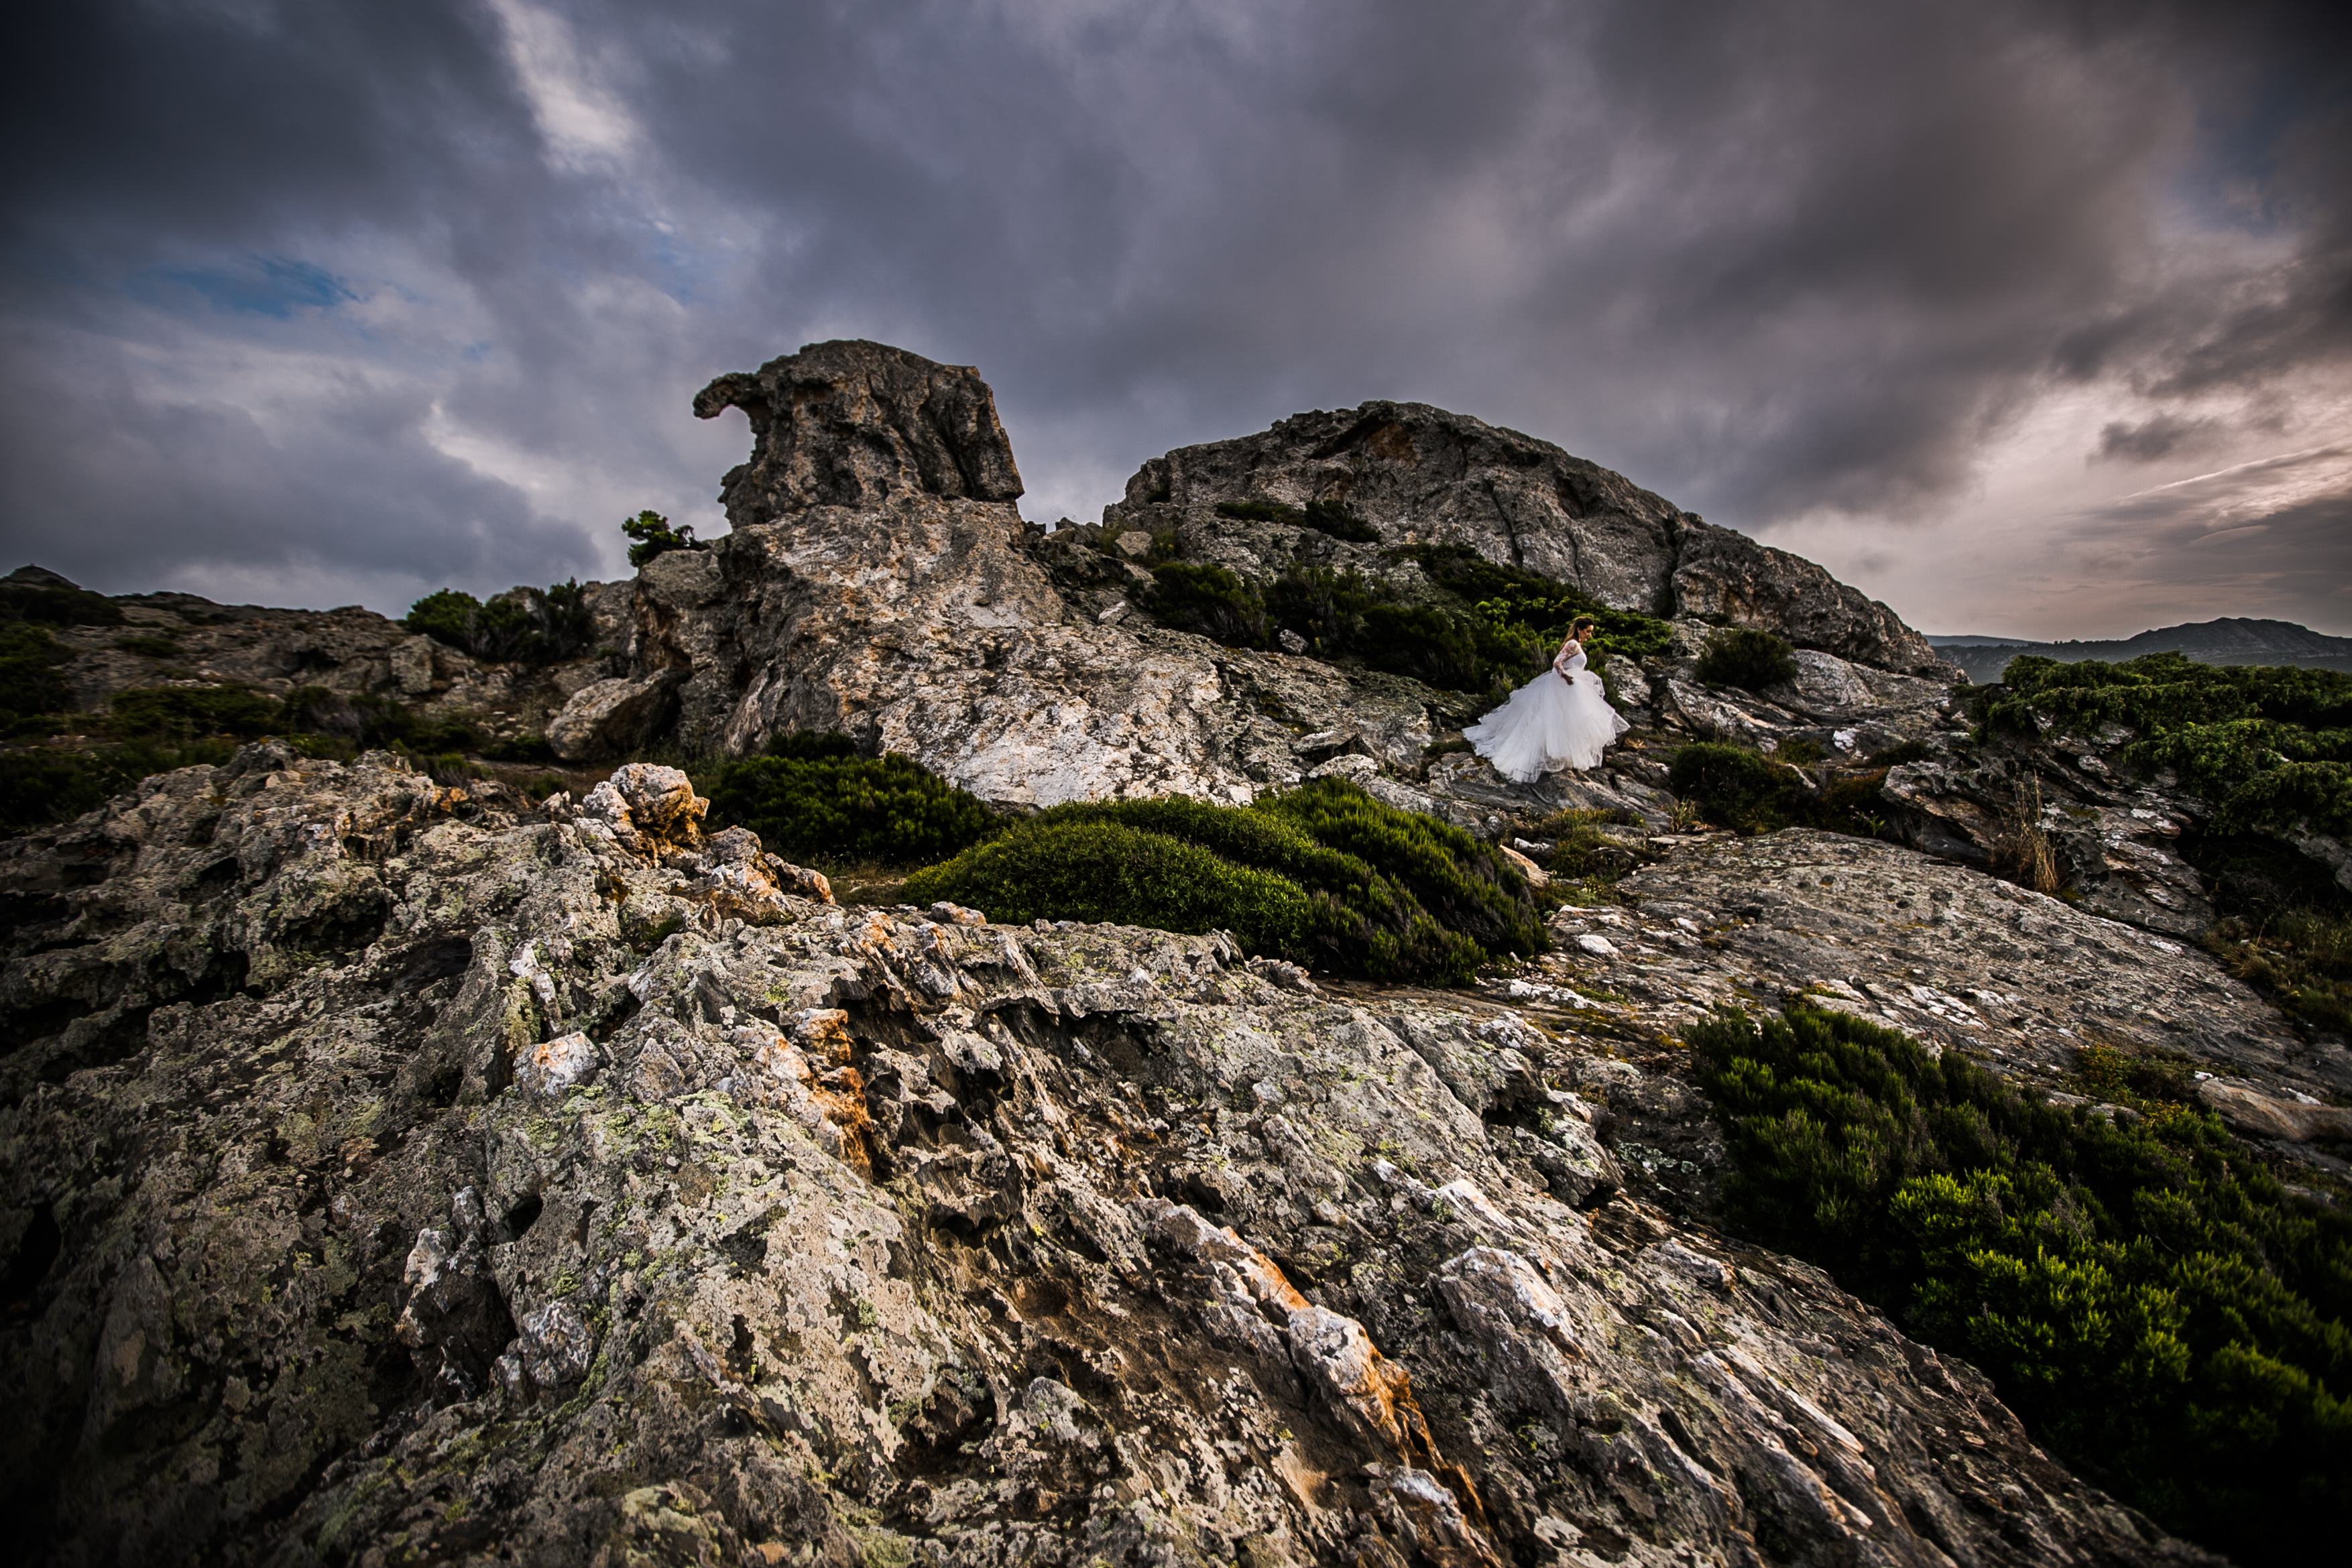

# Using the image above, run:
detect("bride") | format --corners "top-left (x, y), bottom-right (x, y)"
top-left (1462, 617), bottom-right (1629, 782)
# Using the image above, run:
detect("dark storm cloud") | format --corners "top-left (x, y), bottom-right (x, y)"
top-left (1, 0), bottom-right (2346, 618)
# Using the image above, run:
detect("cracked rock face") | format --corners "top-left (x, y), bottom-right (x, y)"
top-left (1102, 400), bottom-right (1951, 677)
top-left (0, 748), bottom-right (2215, 1565)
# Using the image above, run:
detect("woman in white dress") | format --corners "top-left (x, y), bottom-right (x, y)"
top-left (1462, 617), bottom-right (1629, 782)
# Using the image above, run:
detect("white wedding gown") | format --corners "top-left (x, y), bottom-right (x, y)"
top-left (1463, 644), bottom-right (1629, 782)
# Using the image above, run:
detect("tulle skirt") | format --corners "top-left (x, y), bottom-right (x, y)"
top-left (1463, 668), bottom-right (1628, 782)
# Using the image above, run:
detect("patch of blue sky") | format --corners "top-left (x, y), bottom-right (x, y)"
top-left (145, 256), bottom-right (355, 318)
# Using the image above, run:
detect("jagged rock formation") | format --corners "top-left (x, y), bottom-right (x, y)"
top-left (694, 339), bottom-right (1026, 516)
top-left (556, 345), bottom-right (1956, 794)
top-left (4, 564), bottom-right (632, 756)
top-left (1103, 404), bottom-right (1952, 678)
top-left (0, 748), bottom-right (2219, 1565)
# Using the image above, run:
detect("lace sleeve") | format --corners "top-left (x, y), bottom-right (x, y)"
top-left (1552, 638), bottom-right (1581, 672)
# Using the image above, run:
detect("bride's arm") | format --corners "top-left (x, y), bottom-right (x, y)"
top-left (1553, 635), bottom-right (1582, 678)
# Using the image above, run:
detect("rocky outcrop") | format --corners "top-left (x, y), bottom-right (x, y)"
top-left (694, 339), bottom-right (1026, 518)
top-left (0, 747), bottom-right (2217, 1565)
top-left (6, 566), bottom-right (632, 757)
top-left (1102, 402), bottom-right (1953, 677)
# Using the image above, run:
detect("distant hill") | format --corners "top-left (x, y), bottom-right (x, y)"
top-left (1926, 617), bottom-right (2352, 684)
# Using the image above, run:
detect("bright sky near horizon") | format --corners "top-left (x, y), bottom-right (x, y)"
top-left (3, 1), bottom-right (2347, 640)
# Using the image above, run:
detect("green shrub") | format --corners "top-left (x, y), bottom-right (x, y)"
top-left (0, 623), bottom-right (75, 733)
top-left (1122, 536), bottom-right (1675, 697)
top-left (113, 635), bottom-right (183, 659)
top-left (906, 820), bottom-right (1315, 953)
top-left (0, 739), bottom-right (237, 834)
top-left (622, 509), bottom-right (697, 568)
top-left (276, 686), bottom-right (485, 756)
top-left (404, 581), bottom-right (594, 666)
top-left (1692, 1005), bottom-right (2352, 1566)
top-left (1980, 654), bottom-right (2352, 839)
top-left (0, 575), bottom-right (122, 627)
top-left (1668, 742), bottom-right (1791, 828)
top-left (697, 733), bottom-right (1004, 868)
top-left (1695, 626), bottom-right (1799, 690)
top-left (1400, 544), bottom-right (1675, 662)
top-left (107, 684), bottom-right (284, 742)
top-left (1258, 776), bottom-right (1546, 967)
top-left (1134, 562), bottom-right (1271, 648)
top-left (904, 778), bottom-right (1543, 984)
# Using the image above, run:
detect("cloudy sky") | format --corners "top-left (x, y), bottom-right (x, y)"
top-left (3, 0), bottom-right (2346, 639)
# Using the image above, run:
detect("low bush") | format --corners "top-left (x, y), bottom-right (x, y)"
top-left (108, 685), bottom-right (284, 742)
top-left (1134, 563), bottom-right (1271, 648)
top-left (0, 576), bottom-right (122, 627)
top-left (1667, 741), bottom-right (1897, 839)
top-left (697, 731), bottom-right (1005, 869)
top-left (622, 510), bottom-right (698, 568)
top-left (1695, 626), bottom-right (1799, 691)
top-left (905, 776), bottom-right (1544, 984)
top-left (1692, 1004), bottom-right (2352, 1567)
top-left (1, 739), bottom-right (237, 834)
top-left (1667, 742), bottom-right (1789, 827)
top-left (404, 581), bottom-right (594, 666)
top-left (1124, 537), bottom-right (1675, 699)
top-left (1981, 653), bottom-right (2352, 839)
top-left (113, 635), bottom-right (183, 659)
top-left (907, 821), bottom-right (1315, 953)
top-left (1, 623), bottom-right (75, 735)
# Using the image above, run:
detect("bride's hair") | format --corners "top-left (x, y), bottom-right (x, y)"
top-left (1571, 616), bottom-right (1597, 636)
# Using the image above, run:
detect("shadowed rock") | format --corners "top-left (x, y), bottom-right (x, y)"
top-left (694, 339), bottom-right (1024, 521)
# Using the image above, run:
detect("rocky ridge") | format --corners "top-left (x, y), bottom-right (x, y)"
top-left (5, 339), bottom-right (2347, 1565)
top-left (0, 749), bottom-right (2223, 1566)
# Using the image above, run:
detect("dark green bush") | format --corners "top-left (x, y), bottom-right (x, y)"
top-left (1981, 654), bottom-right (2352, 838)
top-left (0, 575), bottom-right (122, 627)
top-left (404, 581), bottom-right (594, 666)
top-left (0, 623), bottom-right (75, 734)
top-left (1692, 1005), bottom-right (2352, 1566)
top-left (697, 733), bottom-right (1004, 868)
top-left (1134, 562), bottom-right (1271, 648)
top-left (906, 820), bottom-right (1315, 953)
top-left (1, 739), bottom-right (237, 834)
top-left (622, 509), bottom-right (697, 568)
top-left (107, 685), bottom-right (284, 742)
top-left (1695, 626), bottom-right (1800, 690)
top-left (904, 778), bottom-right (1543, 984)
top-left (1669, 741), bottom-right (1792, 827)
top-left (276, 687), bottom-right (484, 756)
top-left (1400, 544), bottom-right (1675, 662)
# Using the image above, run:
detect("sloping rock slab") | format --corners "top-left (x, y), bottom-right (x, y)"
top-left (0, 754), bottom-right (2211, 1567)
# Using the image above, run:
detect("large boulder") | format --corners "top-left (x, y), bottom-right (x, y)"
top-left (693, 339), bottom-right (1024, 519)
top-left (1103, 400), bottom-right (1953, 677)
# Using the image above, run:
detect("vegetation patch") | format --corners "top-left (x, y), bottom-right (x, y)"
top-left (697, 731), bottom-right (1005, 870)
top-left (1981, 652), bottom-right (2352, 839)
top-left (904, 776), bottom-right (1545, 985)
top-left (1694, 626), bottom-right (1798, 691)
top-left (1692, 1004), bottom-right (2350, 1567)
top-left (622, 510), bottom-right (699, 568)
top-left (1665, 740), bottom-right (1896, 840)
top-left (0, 575), bottom-right (122, 627)
top-left (0, 623), bottom-right (76, 738)
top-left (1124, 535), bottom-right (1673, 699)
top-left (405, 581), bottom-right (595, 666)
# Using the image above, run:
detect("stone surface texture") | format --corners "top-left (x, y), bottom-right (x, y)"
top-left (0, 748), bottom-right (2223, 1567)
top-left (1101, 402), bottom-right (1952, 677)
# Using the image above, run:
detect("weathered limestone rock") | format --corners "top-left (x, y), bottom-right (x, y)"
top-left (1102, 400), bottom-right (1952, 676)
top-left (0, 749), bottom-right (2219, 1565)
top-left (694, 339), bottom-right (1024, 517)
top-left (545, 668), bottom-right (687, 762)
